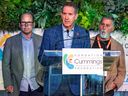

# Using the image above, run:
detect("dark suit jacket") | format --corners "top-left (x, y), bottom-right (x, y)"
top-left (38, 24), bottom-right (90, 95)
top-left (91, 35), bottom-right (126, 92)
top-left (2, 33), bottom-right (42, 96)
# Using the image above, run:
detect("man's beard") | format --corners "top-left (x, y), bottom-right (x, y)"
top-left (100, 30), bottom-right (110, 39)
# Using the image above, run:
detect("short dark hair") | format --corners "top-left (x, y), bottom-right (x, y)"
top-left (61, 2), bottom-right (78, 13)
top-left (19, 12), bottom-right (34, 22)
top-left (100, 15), bottom-right (115, 26)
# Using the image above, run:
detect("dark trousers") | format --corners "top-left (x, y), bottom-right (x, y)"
top-left (19, 86), bottom-right (43, 96)
top-left (104, 90), bottom-right (114, 96)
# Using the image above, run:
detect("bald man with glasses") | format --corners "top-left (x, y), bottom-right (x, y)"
top-left (2, 12), bottom-right (44, 96)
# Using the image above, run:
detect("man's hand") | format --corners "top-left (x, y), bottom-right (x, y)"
top-left (6, 85), bottom-right (14, 93)
top-left (111, 82), bottom-right (117, 90)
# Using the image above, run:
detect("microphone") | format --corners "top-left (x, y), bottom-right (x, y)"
top-left (66, 30), bottom-right (69, 37)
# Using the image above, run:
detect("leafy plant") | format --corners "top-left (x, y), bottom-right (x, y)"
top-left (0, 0), bottom-right (32, 31)
top-left (31, 0), bottom-right (65, 28)
top-left (76, 0), bottom-right (106, 31)
top-left (120, 18), bottom-right (128, 35)
top-left (0, 0), bottom-right (128, 35)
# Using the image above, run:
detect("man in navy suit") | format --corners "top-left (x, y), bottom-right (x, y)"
top-left (38, 2), bottom-right (90, 96)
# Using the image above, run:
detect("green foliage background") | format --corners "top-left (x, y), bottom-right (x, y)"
top-left (0, 0), bottom-right (128, 34)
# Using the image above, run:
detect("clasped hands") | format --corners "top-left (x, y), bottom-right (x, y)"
top-left (6, 85), bottom-right (14, 93)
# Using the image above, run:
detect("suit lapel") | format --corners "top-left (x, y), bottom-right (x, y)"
top-left (17, 33), bottom-right (24, 66)
top-left (32, 34), bottom-right (39, 73)
top-left (71, 25), bottom-right (80, 48)
top-left (111, 38), bottom-right (116, 51)
top-left (56, 24), bottom-right (64, 49)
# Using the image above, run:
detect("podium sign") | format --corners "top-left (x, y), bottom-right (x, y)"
top-left (43, 50), bottom-right (120, 96)
top-left (62, 48), bottom-right (103, 75)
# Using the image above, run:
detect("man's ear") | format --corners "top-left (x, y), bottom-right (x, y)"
top-left (33, 22), bottom-right (35, 27)
top-left (75, 13), bottom-right (78, 20)
top-left (19, 23), bottom-right (21, 28)
top-left (112, 26), bottom-right (115, 32)
top-left (60, 12), bottom-right (63, 19)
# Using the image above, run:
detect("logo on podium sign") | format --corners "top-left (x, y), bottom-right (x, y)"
top-left (62, 48), bottom-right (103, 75)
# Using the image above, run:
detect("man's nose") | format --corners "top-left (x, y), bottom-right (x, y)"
top-left (102, 25), bottom-right (106, 29)
top-left (25, 23), bottom-right (29, 27)
top-left (65, 15), bottom-right (69, 20)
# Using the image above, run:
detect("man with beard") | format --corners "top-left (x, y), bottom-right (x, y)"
top-left (91, 16), bottom-right (126, 96)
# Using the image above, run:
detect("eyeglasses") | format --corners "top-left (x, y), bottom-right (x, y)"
top-left (20, 21), bottom-right (33, 26)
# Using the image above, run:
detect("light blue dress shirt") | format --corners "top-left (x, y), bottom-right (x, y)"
top-left (62, 25), bottom-right (74, 48)
top-left (20, 33), bottom-right (39, 91)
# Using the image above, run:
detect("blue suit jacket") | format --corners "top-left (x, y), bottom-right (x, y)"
top-left (38, 24), bottom-right (90, 95)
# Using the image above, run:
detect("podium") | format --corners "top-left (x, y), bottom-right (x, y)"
top-left (103, 51), bottom-right (121, 71)
top-left (43, 50), bottom-right (120, 96)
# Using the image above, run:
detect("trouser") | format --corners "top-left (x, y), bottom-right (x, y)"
top-left (19, 85), bottom-right (43, 96)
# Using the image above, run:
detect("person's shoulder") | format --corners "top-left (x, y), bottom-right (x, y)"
top-left (6, 33), bottom-right (20, 41)
top-left (75, 25), bottom-right (84, 29)
top-left (4, 33), bottom-right (20, 46)
top-left (45, 24), bottom-right (61, 32)
top-left (112, 37), bottom-right (122, 44)
top-left (43, 24), bottom-right (62, 37)
top-left (75, 25), bottom-right (88, 32)
top-left (33, 33), bottom-right (42, 38)
top-left (112, 39), bottom-right (124, 54)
